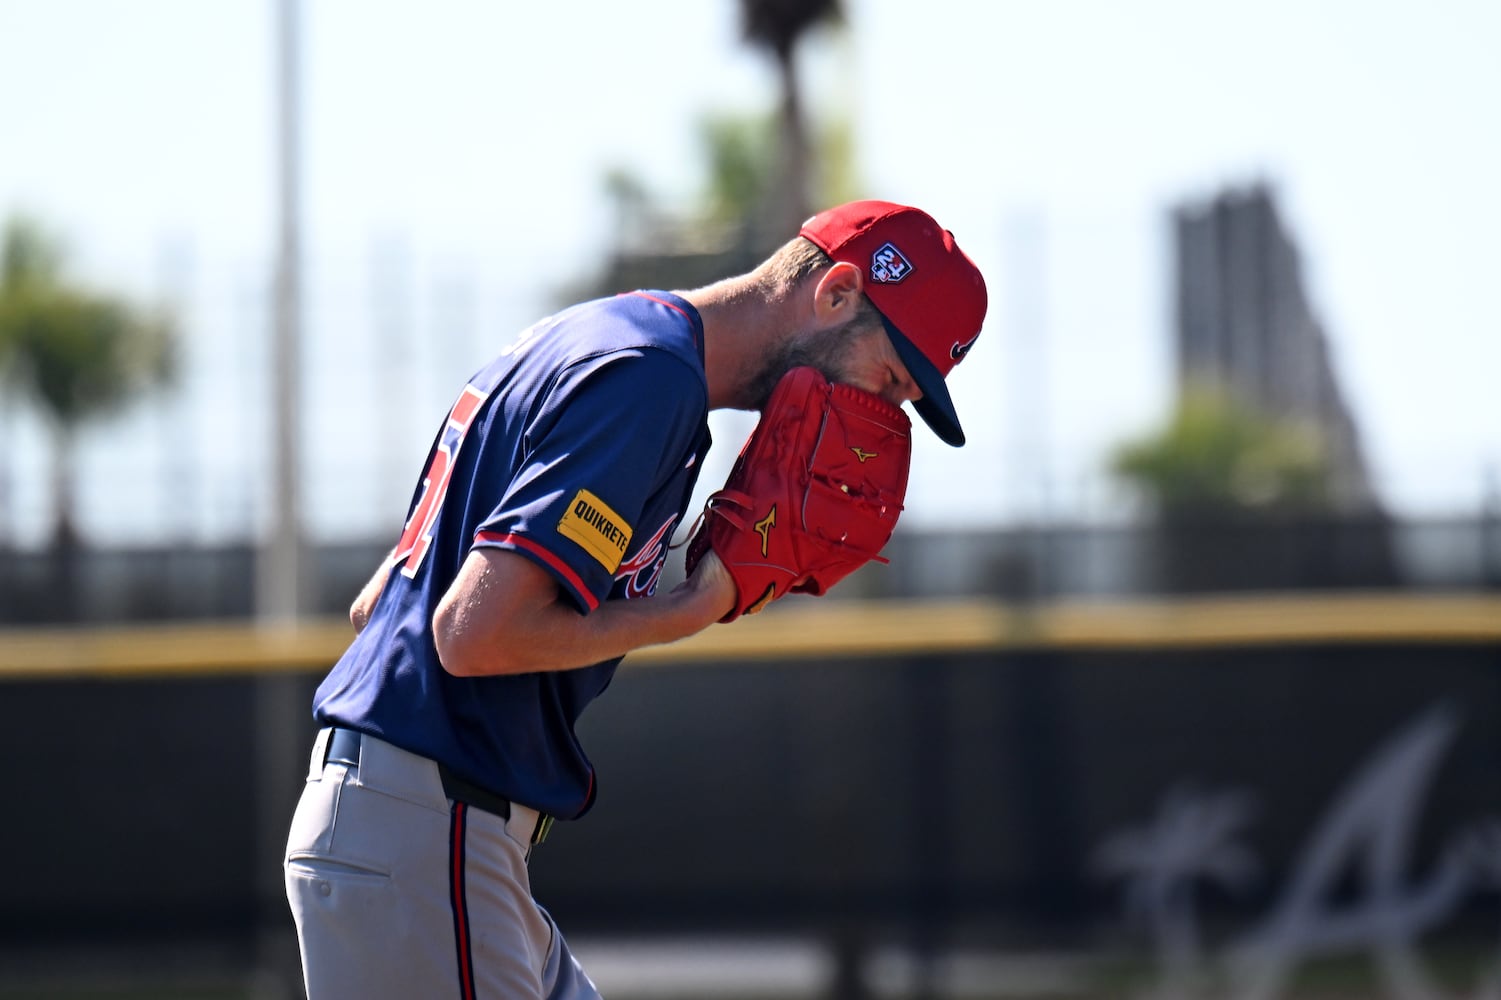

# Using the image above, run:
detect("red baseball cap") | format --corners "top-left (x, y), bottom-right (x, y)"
top-left (800, 200), bottom-right (987, 446)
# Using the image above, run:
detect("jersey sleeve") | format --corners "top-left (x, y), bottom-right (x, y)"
top-left (472, 348), bottom-right (706, 612)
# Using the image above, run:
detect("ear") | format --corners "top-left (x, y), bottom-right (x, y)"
top-left (811, 261), bottom-right (866, 328)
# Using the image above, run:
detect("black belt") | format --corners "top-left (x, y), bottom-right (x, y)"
top-left (324, 728), bottom-right (551, 845)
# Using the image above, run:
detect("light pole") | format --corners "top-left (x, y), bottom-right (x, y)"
top-left (260, 0), bottom-right (303, 622)
top-left (253, 0), bottom-right (306, 993)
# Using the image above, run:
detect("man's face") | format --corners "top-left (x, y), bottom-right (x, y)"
top-left (748, 315), bottom-right (923, 412)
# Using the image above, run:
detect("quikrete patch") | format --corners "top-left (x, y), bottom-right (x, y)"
top-left (558, 489), bottom-right (634, 573)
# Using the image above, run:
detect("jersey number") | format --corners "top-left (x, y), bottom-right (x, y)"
top-left (393, 384), bottom-right (490, 578)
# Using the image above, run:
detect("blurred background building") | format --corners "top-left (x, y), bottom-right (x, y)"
top-left (1174, 183), bottom-right (1380, 514)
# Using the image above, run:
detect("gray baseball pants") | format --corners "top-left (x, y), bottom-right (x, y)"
top-left (285, 728), bottom-right (602, 999)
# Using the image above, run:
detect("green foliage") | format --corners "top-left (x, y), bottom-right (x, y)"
top-left (0, 215), bottom-right (176, 548)
top-left (578, 0), bottom-right (859, 303)
top-left (1112, 387), bottom-right (1333, 518)
top-left (699, 112), bottom-right (779, 224)
top-left (2, 216), bottom-right (64, 289)
top-left (695, 109), bottom-right (861, 224)
top-left (0, 216), bottom-right (175, 430)
top-left (816, 115), bottom-right (862, 207)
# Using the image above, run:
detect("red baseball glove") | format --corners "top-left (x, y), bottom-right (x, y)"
top-left (685, 366), bottom-right (912, 622)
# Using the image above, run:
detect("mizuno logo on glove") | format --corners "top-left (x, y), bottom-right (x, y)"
top-left (753, 505), bottom-right (777, 557)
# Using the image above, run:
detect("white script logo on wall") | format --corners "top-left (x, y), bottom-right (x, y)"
top-left (1093, 703), bottom-right (1501, 1000)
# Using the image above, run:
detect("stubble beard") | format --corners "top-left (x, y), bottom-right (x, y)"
top-left (743, 319), bottom-right (873, 411)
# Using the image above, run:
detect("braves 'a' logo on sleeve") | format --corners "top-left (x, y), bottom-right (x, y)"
top-left (615, 516), bottom-right (678, 599)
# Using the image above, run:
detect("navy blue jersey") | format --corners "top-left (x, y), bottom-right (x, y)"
top-left (312, 291), bottom-right (711, 819)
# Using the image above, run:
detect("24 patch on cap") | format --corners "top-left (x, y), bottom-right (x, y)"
top-left (870, 242), bottom-right (912, 284)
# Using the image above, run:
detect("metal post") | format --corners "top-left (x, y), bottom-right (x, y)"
top-left (1003, 210), bottom-right (1052, 598)
top-left (253, 0), bottom-right (308, 993)
top-left (260, 0), bottom-right (303, 620)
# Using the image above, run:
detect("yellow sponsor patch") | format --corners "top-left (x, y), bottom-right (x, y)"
top-left (558, 489), bottom-right (634, 573)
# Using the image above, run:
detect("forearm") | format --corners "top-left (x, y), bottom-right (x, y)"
top-left (447, 583), bottom-right (723, 676)
top-left (547, 575), bottom-right (734, 669)
top-left (433, 548), bottom-right (735, 677)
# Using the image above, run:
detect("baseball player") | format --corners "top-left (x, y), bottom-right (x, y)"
top-left (284, 200), bottom-right (987, 999)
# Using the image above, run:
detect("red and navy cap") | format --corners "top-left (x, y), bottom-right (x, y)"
top-left (800, 200), bottom-right (987, 447)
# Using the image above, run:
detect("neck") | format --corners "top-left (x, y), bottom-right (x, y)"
top-left (679, 274), bottom-right (795, 412)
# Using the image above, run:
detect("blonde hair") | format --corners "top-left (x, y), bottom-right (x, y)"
top-left (761, 236), bottom-right (834, 288)
top-left (759, 236), bottom-right (885, 330)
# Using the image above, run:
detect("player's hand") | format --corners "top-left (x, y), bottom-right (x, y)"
top-left (675, 546), bottom-right (738, 623)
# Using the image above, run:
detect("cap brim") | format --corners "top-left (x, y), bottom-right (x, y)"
top-left (879, 314), bottom-right (966, 447)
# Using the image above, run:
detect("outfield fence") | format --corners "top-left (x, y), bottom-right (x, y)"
top-left (1, 593), bottom-right (1498, 1000)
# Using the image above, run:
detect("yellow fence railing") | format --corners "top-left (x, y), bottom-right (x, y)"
top-left (0, 592), bottom-right (1497, 682)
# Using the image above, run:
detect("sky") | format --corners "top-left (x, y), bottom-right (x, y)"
top-left (0, 0), bottom-right (1498, 545)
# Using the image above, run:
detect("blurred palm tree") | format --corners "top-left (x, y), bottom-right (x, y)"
top-left (0, 217), bottom-right (175, 549)
top-left (737, 0), bottom-right (844, 237)
top-left (571, 108), bottom-right (860, 307)
top-left (568, 1), bottom-right (856, 305)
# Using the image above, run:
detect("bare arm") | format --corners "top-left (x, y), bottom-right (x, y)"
top-left (433, 546), bottom-right (735, 676)
top-left (350, 549), bottom-right (396, 635)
